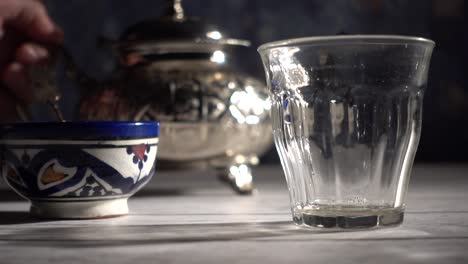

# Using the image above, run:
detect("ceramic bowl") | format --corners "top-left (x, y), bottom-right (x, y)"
top-left (0, 121), bottom-right (159, 219)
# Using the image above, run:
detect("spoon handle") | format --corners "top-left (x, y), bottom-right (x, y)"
top-left (47, 97), bottom-right (65, 122)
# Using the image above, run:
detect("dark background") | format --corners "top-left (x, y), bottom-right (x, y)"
top-left (42, 0), bottom-right (466, 163)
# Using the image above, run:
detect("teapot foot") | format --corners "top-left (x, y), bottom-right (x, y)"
top-left (217, 163), bottom-right (255, 195)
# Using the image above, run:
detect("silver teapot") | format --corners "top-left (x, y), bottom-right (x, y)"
top-left (31, 0), bottom-right (272, 194)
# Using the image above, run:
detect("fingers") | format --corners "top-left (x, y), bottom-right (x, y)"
top-left (1, 41), bottom-right (52, 104)
top-left (15, 42), bottom-right (49, 64)
top-left (1, 62), bottom-right (33, 103)
top-left (0, 0), bottom-right (63, 44)
top-left (0, 87), bottom-right (20, 122)
top-left (0, 0), bottom-right (62, 120)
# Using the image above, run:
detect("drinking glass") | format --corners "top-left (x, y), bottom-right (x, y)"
top-left (258, 35), bottom-right (434, 228)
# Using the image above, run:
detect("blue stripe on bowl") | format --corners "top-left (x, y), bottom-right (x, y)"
top-left (0, 121), bottom-right (159, 140)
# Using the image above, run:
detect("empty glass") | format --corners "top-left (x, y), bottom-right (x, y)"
top-left (258, 35), bottom-right (434, 228)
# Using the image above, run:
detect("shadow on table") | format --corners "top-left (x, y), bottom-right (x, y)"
top-left (0, 221), bottom-right (347, 247)
top-left (0, 188), bottom-right (24, 202)
top-left (0, 189), bottom-right (42, 225)
top-left (0, 211), bottom-right (50, 225)
top-left (132, 187), bottom-right (187, 197)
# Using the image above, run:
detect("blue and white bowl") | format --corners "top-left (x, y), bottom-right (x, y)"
top-left (0, 121), bottom-right (159, 219)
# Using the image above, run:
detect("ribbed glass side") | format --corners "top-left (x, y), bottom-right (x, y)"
top-left (259, 36), bottom-right (434, 228)
top-left (270, 85), bottom-right (423, 227)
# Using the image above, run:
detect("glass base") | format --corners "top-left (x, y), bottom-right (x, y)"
top-left (293, 207), bottom-right (404, 229)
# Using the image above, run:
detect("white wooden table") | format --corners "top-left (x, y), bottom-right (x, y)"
top-left (1, 165), bottom-right (467, 264)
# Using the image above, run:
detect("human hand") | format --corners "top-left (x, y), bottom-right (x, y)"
top-left (0, 0), bottom-right (63, 121)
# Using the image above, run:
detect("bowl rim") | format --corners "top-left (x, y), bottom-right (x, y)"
top-left (0, 121), bottom-right (159, 140)
top-left (258, 34), bottom-right (435, 52)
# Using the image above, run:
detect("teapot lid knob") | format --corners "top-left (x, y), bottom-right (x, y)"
top-left (165, 0), bottom-right (184, 20)
top-left (118, 0), bottom-right (251, 49)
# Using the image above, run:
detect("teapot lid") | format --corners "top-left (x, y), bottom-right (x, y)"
top-left (118, 0), bottom-right (250, 53)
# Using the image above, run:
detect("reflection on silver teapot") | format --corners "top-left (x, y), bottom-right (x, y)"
top-left (30, 0), bottom-right (272, 194)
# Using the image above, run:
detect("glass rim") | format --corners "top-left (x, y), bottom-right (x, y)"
top-left (258, 35), bottom-right (435, 52)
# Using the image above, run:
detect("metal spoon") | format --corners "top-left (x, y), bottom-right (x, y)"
top-left (26, 48), bottom-right (66, 122)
